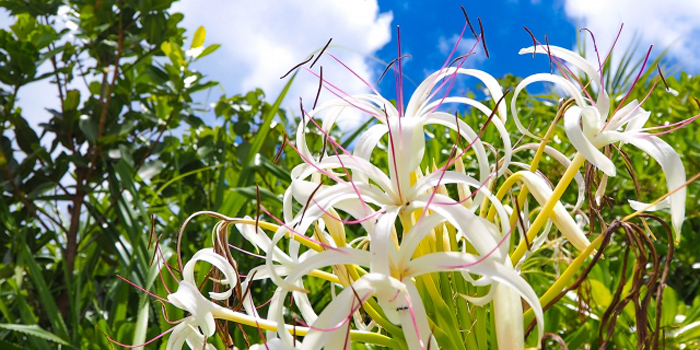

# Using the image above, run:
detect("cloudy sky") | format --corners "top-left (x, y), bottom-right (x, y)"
top-left (4, 0), bottom-right (700, 131)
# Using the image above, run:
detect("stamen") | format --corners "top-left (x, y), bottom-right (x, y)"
top-left (600, 24), bottom-right (624, 76)
top-left (612, 45), bottom-right (653, 117)
top-left (478, 17), bottom-right (490, 58)
top-left (117, 275), bottom-right (168, 302)
top-left (312, 198), bottom-right (383, 224)
top-left (460, 6), bottom-right (479, 40)
top-left (99, 324), bottom-right (174, 349)
top-left (418, 112), bottom-right (463, 222)
top-left (404, 294), bottom-right (427, 350)
top-left (313, 66), bottom-right (323, 109)
top-left (327, 52), bottom-right (382, 96)
top-left (303, 67), bottom-right (382, 118)
top-left (155, 300), bottom-right (182, 324)
top-left (305, 291), bottom-right (372, 332)
top-left (255, 183), bottom-right (261, 234)
top-left (229, 243), bottom-right (265, 259)
top-left (280, 54), bottom-right (314, 79)
top-left (259, 205), bottom-right (340, 252)
top-left (447, 52), bottom-right (476, 70)
top-left (300, 106), bottom-right (372, 213)
top-left (298, 180), bottom-right (326, 228)
top-left (377, 54), bottom-right (412, 85)
top-left (523, 26), bottom-right (538, 57)
top-left (580, 27), bottom-right (604, 89)
top-left (384, 108), bottom-right (404, 201)
top-left (656, 65), bottom-right (670, 91)
top-left (545, 34), bottom-right (553, 74)
top-left (442, 223), bottom-right (514, 269)
top-left (442, 89), bottom-right (510, 171)
top-left (310, 38), bottom-right (333, 68)
top-left (397, 25), bottom-right (405, 118)
top-left (273, 133), bottom-right (288, 164)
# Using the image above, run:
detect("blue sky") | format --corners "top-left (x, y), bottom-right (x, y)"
top-left (374, 0), bottom-right (576, 83)
top-left (3, 0), bottom-right (700, 130)
top-left (168, 0), bottom-right (699, 129)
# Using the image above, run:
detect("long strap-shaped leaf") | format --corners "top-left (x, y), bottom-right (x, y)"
top-left (236, 72), bottom-right (297, 188)
top-left (0, 324), bottom-right (72, 347)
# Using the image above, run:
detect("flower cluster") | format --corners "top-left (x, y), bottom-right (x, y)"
top-left (139, 35), bottom-right (690, 350)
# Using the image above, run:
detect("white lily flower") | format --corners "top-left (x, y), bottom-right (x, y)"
top-left (166, 316), bottom-right (217, 350)
top-left (167, 280), bottom-right (222, 338)
top-left (513, 44), bottom-right (687, 242)
top-left (181, 248), bottom-right (239, 300)
top-left (254, 57), bottom-right (562, 349)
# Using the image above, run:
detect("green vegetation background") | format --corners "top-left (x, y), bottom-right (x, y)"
top-left (0, 1), bottom-right (698, 349)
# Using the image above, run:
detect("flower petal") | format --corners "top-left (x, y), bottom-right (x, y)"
top-left (167, 281), bottom-right (218, 337)
top-left (511, 73), bottom-right (586, 139)
top-left (182, 248), bottom-right (238, 300)
top-left (564, 105), bottom-right (616, 176)
top-left (406, 252), bottom-right (544, 344)
top-left (513, 171), bottom-right (591, 252)
top-left (600, 132), bottom-right (686, 242)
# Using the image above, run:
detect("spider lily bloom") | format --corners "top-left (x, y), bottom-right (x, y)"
top-left (261, 62), bottom-right (548, 348)
top-left (166, 247), bottom-right (301, 350)
top-left (166, 316), bottom-right (216, 350)
top-left (512, 44), bottom-right (687, 242)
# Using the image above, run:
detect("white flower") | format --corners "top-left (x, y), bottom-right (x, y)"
top-left (512, 45), bottom-right (687, 242)
top-left (166, 316), bottom-right (217, 350)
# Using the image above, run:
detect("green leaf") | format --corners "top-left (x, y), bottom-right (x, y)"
top-left (78, 115), bottom-right (97, 142)
top-left (191, 26), bottom-right (205, 49)
top-left (232, 186), bottom-right (283, 205)
top-left (236, 72), bottom-right (296, 188)
top-left (64, 90), bottom-right (80, 111)
top-left (196, 43), bottom-right (220, 60)
top-left (18, 244), bottom-right (70, 342)
top-left (0, 324), bottom-right (71, 346)
top-left (0, 339), bottom-right (25, 350)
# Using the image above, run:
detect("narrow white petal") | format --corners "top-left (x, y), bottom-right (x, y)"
top-left (514, 171), bottom-right (591, 251)
top-left (629, 197), bottom-right (671, 211)
top-left (167, 281), bottom-right (217, 337)
top-left (181, 248), bottom-right (238, 300)
top-left (423, 96), bottom-right (512, 176)
top-left (564, 106), bottom-right (616, 176)
top-left (406, 252), bottom-right (544, 343)
top-left (512, 73), bottom-right (586, 139)
top-left (493, 281), bottom-right (525, 350)
top-left (601, 132), bottom-right (686, 241)
top-left (514, 143), bottom-right (586, 212)
top-left (519, 45), bottom-right (601, 87)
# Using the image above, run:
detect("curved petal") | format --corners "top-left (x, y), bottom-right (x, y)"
top-left (405, 252), bottom-right (544, 344)
top-left (629, 197), bottom-right (671, 211)
top-left (167, 281), bottom-right (217, 337)
top-left (407, 194), bottom-right (503, 260)
top-left (519, 45), bottom-right (610, 116)
top-left (493, 281), bottom-right (525, 350)
top-left (514, 143), bottom-right (586, 212)
top-left (513, 171), bottom-right (591, 252)
top-left (600, 132), bottom-right (686, 242)
top-left (297, 274), bottom-right (407, 350)
top-left (181, 248), bottom-right (239, 300)
top-left (564, 105), bottom-right (616, 176)
top-left (511, 73), bottom-right (586, 139)
top-left (406, 67), bottom-right (506, 122)
top-left (249, 338), bottom-right (291, 350)
top-left (422, 96), bottom-right (512, 176)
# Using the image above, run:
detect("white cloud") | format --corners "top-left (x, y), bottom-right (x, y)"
top-left (170, 0), bottom-right (393, 130)
top-left (564, 0), bottom-right (700, 72)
